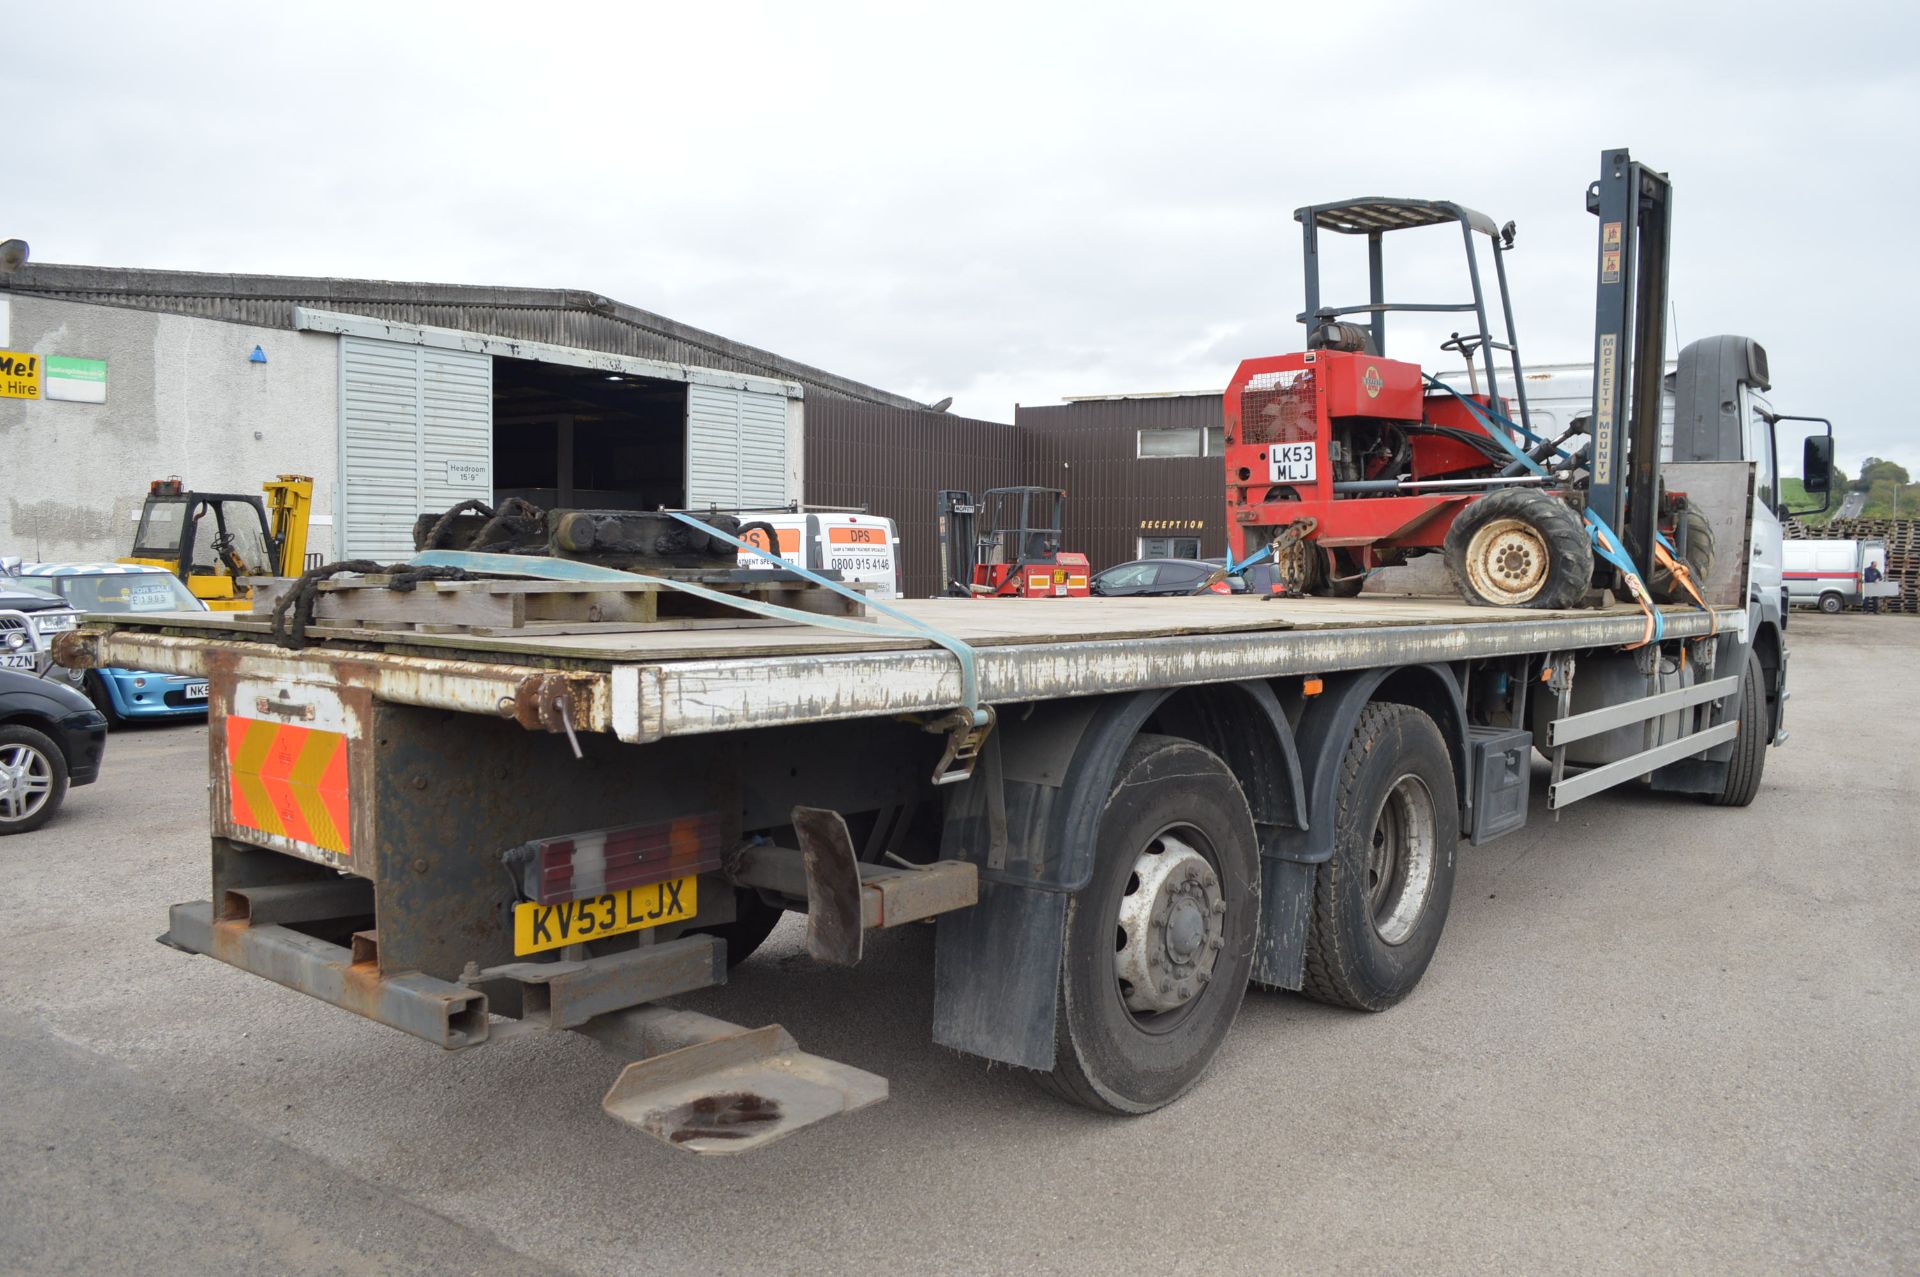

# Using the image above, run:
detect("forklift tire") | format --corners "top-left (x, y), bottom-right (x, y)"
top-left (1652, 504), bottom-right (1716, 604)
top-left (1704, 650), bottom-right (1767, 807)
top-left (1300, 703), bottom-right (1458, 1012)
top-left (1323, 548), bottom-right (1366, 598)
top-left (1041, 734), bottom-right (1258, 1115)
top-left (1443, 488), bottom-right (1592, 609)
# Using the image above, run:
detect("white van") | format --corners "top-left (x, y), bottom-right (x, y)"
top-left (1784, 538), bottom-right (1891, 612)
top-left (737, 511), bottom-right (901, 600)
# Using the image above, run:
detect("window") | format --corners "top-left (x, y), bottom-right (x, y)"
top-left (1139, 536), bottom-right (1201, 559)
top-left (1138, 429), bottom-right (1202, 458)
top-left (1746, 397), bottom-right (1777, 509)
top-left (1095, 562), bottom-right (1161, 590)
top-left (1137, 426), bottom-right (1226, 457)
top-left (1153, 563), bottom-right (1211, 589)
top-left (53, 573), bottom-right (203, 613)
top-left (133, 498), bottom-right (186, 555)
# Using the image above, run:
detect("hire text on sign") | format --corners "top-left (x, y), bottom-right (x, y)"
top-left (0, 351), bottom-right (38, 399)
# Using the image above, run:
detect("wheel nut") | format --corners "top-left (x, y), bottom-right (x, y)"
top-left (1211, 901), bottom-right (1226, 915)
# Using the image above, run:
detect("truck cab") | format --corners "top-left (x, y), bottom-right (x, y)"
top-left (1670, 334), bottom-right (1834, 748)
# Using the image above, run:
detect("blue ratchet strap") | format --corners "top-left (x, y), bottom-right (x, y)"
top-left (664, 510), bottom-right (983, 725)
top-left (1421, 375), bottom-right (1666, 645)
top-left (664, 510), bottom-right (990, 775)
top-left (1223, 544), bottom-right (1274, 575)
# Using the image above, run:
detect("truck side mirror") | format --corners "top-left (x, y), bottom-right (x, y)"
top-left (1802, 435), bottom-right (1834, 493)
top-left (1770, 415), bottom-right (1835, 517)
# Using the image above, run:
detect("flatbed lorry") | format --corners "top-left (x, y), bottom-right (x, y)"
top-left (50, 151), bottom-right (1837, 1152)
top-left (54, 506), bottom-right (1797, 1151)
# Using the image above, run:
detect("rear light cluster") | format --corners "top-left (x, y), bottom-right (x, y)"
top-left (503, 812), bottom-right (724, 905)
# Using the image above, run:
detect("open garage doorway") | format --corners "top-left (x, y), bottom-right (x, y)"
top-left (492, 358), bottom-right (688, 511)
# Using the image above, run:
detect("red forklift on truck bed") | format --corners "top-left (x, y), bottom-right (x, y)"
top-left (1224, 154), bottom-right (1712, 612)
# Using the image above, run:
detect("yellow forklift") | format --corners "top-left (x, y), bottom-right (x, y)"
top-left (120, 475), bottom-right (314, 611)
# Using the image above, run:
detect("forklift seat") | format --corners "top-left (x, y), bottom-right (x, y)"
top-left (1308, 321), bottom-right (1378, 355)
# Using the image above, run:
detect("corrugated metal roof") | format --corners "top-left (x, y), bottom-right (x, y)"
top-left (0, 263), bottom-right (926, 410)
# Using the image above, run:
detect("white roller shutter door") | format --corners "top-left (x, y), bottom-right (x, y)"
top-left (686, 383), bottom-right (790, 508)
top-left (339, 336), bottom-right (492, 559)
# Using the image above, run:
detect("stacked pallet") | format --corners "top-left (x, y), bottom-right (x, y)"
top-left (1783, 517), bottom-right (1919, 615)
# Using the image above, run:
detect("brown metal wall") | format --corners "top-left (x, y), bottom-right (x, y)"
top-left (803, 397), bottom-right (1026, 597)
top-left (1018, 396), bottom-right (1228, 573)
top-left (806, 392), bottom-right (1230, 595)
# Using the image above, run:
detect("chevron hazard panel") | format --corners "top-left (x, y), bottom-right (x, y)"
top-left (226, 717), bottom-right (351, 855)
top-left (215, 676), bottom-right (364, 870)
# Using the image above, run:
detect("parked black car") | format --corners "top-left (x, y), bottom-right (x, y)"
top-left (1089, 558), bottom-right (1227, 597)
top-left (0, 666), bottom-right (109, 834)
top-left (1201, 557), bottom-right (1282, 595)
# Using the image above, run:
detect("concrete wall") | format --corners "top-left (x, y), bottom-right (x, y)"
top-left (0, 296), bottom-right (340, 564)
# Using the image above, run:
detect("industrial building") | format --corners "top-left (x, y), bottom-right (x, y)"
top-left (0, 264), bottom-right (1226, 595)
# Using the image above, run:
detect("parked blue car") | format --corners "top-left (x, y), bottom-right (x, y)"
top-left (17, 564), bottom-right (211, 723)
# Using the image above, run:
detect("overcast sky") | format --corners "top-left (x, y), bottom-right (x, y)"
top-left (8, 1), bottom-right (1915, 476)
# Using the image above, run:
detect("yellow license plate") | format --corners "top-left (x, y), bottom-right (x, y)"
top-left (513, 877), bottom-right (698, 956)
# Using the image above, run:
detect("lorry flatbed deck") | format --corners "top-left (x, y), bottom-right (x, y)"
top-left (77, 595), bottom-right (1732, 743)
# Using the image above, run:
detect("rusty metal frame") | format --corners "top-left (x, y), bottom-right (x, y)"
top-left (167, 899), bottom-right (489, 1049)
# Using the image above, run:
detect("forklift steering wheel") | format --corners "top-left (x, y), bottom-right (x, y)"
top-left (210, 531), bottom-right (255, 579)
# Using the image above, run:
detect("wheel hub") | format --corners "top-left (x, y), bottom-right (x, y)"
top-left (1115, 832), bottom-right (1225, 1014)
top-left (1367, 775), bottom-right (1437, 946)
top-left (0, 744), bottom-right (53, 822)
top-left (1466, 517), bottom-right (1549, 605)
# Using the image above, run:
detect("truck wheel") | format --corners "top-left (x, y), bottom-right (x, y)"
top-left (1705, 651), bottom-right (1767, 807)
top-left (0, 725), bottom-right (69, 836)
top-left (1652, 504), bottom-right (1716, 603)
top-left (1443, 489), bottom-right (1592, 609)
top-left (1042, 734), bottom-right (1258, 1114)
top-left (1818, 592), bottom-right (1844, 614)
top-left (690, 888), bottom-right (785, 967)
top-left (1301, 703), bottom-right (1458, 1011)
top-left (84, 672), bottom-right (120, 726)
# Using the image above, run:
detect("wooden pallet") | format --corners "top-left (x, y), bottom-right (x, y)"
top-left (249, 572), bottom-right (872, 635)
top-left (1784, 517), bottom-right (1918, 614)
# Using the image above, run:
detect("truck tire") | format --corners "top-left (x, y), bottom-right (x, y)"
top-left (1443, 488), bottom-right (1592, 609)
top-left (1818, 592), bottom-right (1844, 614)
top-left (84, 672), bottom-right (121, 726)
top-left (1705, 650), bottom-right (1767, 807)
top-left (0, 724), bottom-right (69, 836)
top-left (1652, 504), bottom-right (1716, 604)
top-left (690, 888), bottom-right (785, 967)
top-left (1042, 734), bottom-right (1258, 1114)
top-left (1301, 703), bottom-right (1458, 1011)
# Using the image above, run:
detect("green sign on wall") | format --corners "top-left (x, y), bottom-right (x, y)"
top-left (45, 355), bottom-right (107, 404)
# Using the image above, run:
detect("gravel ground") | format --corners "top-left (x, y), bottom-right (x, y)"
top-left (0, 613), bottom-right (1914, 1275)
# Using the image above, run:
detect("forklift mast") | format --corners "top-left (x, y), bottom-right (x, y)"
top-left (1584, 148), bottom-right (1673, 577)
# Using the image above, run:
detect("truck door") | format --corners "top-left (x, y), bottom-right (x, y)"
top-left (1743, 388), bottom-right (1784, 609)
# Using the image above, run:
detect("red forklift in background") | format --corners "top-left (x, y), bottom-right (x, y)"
top-left (937, 487), bottom-right (1090, 598)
